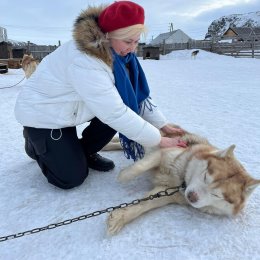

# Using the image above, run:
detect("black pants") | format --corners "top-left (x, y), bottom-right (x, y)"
top-left (23, 118), bottom-right (116, 189)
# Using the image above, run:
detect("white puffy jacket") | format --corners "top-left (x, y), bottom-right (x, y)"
top-left (15, 40), bottom-right (168, 147)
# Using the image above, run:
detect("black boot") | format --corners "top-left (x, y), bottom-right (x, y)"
top-left (87, 153), bottom-right (115, 172)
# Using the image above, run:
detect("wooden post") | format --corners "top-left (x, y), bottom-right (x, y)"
top-left (7, 44), bottom-right (13, 59)
top-left (27, 41), bottom-right (30, 54)
top-left (163, 39), bottom-right (166, 55)
top-left (252, 36), bottom-right (255, 58)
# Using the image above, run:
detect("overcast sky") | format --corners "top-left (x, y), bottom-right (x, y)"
top-left (1, 0), bottom-right (260, 45)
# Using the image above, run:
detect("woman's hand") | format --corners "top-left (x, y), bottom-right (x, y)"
top-left (159, 136), bottom-right (187, 148)
top-left (160, 124), bottom-right (184, 135)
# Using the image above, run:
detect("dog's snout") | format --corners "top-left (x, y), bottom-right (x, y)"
top-left (187, 191), bottom-right (199, 203)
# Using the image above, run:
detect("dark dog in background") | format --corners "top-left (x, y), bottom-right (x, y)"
top-left (191, 50), bottom-right (199, 59)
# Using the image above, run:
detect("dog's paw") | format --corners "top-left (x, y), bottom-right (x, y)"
top-left (117, 168), bottom-right (134, 183)
top-left (107, 209), bottom-right (126, 235)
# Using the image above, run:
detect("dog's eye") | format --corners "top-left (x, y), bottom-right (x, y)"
top-left (204, 172), bottom-right (208, 183)
top-left (211, 193), bottom-right (223, 200)
top-left (203, 167), bottom-right (210, 184)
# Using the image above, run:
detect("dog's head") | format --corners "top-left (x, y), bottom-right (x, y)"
top-left (21, 54), bottom-right (39, 78)
top-left (184, 145), bottom-right (260, 216)
top-left (22, 54), bottom-right (34, 67)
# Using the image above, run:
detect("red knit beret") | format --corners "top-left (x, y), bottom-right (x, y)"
top-left (98, 1), bottom-right (145, 33)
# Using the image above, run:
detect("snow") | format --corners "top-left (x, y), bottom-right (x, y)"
top-left (0, 49), bottom-right (260, 260)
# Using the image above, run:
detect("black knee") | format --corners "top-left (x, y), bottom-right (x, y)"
top-left (45, 168), bottom-right (89, 190)
top-left (23, 128), bottom-right (37, 160)
top-left (24, 137), bottom-right (38, 160)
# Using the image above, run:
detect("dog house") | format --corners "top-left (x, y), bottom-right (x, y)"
top-left (143, 46), bottom-right (160, 60)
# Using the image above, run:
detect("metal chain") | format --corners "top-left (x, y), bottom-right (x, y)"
top-left (0, 76), bottom-right (25, 90)
top-left (0, 184), bottom-right (185, 243)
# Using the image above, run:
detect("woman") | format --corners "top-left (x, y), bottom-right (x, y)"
top-left (14, 1), bottom-right (186, 189)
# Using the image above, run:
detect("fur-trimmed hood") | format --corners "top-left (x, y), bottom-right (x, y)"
top-left (73, 5), bottom-right (113, 67)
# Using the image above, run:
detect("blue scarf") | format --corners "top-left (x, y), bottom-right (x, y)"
top-left (112, 50), bottom-right (154, 161)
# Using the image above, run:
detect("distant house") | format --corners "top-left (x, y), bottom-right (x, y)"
top-left (0, 41), bottom-right (28, 59)
top-left (150, 29), bottom-right (192, 45)
top-left (222, 27), bottom-right (260, 42)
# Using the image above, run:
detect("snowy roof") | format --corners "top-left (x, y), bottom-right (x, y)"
top-left (150, 30), bottom-right (192, 45)
top-left (150, 30), bottom-right (189, 45)
top-left (150, 31), bottom-right (177, 44)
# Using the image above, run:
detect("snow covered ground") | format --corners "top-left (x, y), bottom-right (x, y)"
top-left (0, 50), bottom-right (260, 260)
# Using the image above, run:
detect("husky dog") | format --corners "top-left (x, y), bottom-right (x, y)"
top-left (21, 54), bottom-right (39, 78)
top-left (191, 50), bottom-right (199, 59)
top-left (106, 127), bottom-right (260, 235)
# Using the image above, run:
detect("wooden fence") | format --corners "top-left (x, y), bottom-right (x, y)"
top-left (27, 42), bottom-right (59, 60)
top-left (145, 36), bottom-right (260, 58)
top-left (211, 41), bottom-right (260, 58)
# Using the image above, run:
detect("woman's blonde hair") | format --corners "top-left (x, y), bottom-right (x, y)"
top-left (107, 24), bottom-right (147, 40)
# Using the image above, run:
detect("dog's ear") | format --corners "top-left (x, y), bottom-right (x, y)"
top-left (214, 145), bottom-right (236, 158)
top-left (245, 178), bottom-right (260, 196)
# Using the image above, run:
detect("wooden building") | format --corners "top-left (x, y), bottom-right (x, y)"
top-left (0, 41), bottom-right (10, 59)
top-left (223, 27), bottom-right (260, 42)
